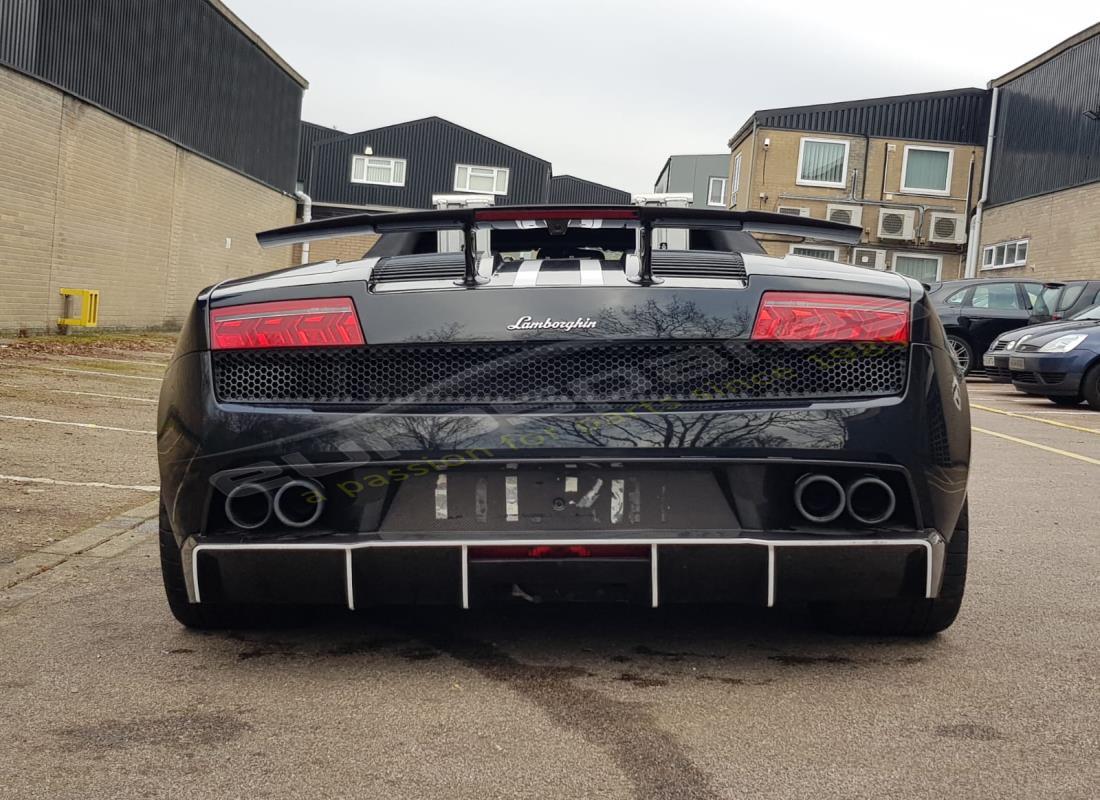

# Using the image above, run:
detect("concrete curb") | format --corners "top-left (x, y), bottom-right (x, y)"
top-left (0, 500), bottom-right (159, 592)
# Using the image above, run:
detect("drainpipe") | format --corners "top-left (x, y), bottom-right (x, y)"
top-left (965, 87), bottom-right (999, 278)
top-left (295, 191), bottom-right (312, 265)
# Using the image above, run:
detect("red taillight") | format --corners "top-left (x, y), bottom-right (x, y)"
top-left (210, 298), bottom-right (364, 350)
top-left (468, 545), bottom-right (650, 560)
top-left (751, 291), bottom-right (909, 343)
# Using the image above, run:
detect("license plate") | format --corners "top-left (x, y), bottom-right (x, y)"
top-left (983, 355), bottom-right (995, 367)
top-left (1009, 357), bottom-right (1025, 370)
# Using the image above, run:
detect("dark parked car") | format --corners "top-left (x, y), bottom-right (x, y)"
top-left (1028, 281), bottom-right (1100, 324)
top-left (157, 206), bottom-right (971, 636)
top-left (930, 278), bottom-right (1043, 375)
top-left (983, 304), bottom-right (1100, 383)
top-left (1008, 319), bottom-right (1100, 408)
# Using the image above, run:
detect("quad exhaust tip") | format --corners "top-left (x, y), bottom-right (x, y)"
top-left (793, 474), bottom-right (846, 524)
top-left (224, 483), bottom-right (273, 530)
top-left (273, 479), bottom-right (325, 528)
top-left (846, 476), bottom-right (896, 526)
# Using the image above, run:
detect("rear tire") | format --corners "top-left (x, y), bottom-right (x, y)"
top-left (159, 503), bottom-right (248, 630)
top-left (1048, 395), bottom-right (1082, 407)
top-left (813, 501), bottom-right (968, 636)
top-left (1082, 363), bottom-right (1100, 411)
top-left (946, 335), bottom-right (974, 376)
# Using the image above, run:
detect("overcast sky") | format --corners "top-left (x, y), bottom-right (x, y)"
top-left (230, 0), bottom-right (1097, 192)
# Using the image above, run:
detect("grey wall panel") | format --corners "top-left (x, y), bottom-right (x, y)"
top-left (0, 0), bottom-right (38, 71)
top-left (988, 33), bottom-right (1100, 205)
top-left (0, 0), bottom-right (303, 193)
top-left (309, 117), bottom-right (552, 209)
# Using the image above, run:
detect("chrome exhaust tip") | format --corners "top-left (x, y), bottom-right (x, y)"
top-left (794, 474), bottom-right (846, 524)
top-left (273, 479), bottom-right (325, 528)
top-left (224, 483), bottom-right (273, 530)
top-left (846, 477), bottom-right (897, 525)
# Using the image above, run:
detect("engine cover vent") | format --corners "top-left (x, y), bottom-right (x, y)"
top-left (650, 250), bottom-right (747, 280)
top-left (371, 253), bottom-right (466, 284)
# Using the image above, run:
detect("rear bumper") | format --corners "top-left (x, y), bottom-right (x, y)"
top-left (184, 530), bottom-right (946, 609)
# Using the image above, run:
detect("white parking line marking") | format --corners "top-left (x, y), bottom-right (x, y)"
top-left (0, 414), bottom-right (155, 434)
top-left (60, 354), bottom-right (168, 368)
top-left (0, 383), bottom-right (156, 403)
top-left (0, 474), bottom-right (158, 492)
top-left (972, 404), bottom-right (1100, 435)
top-left (973, 427), bottom-right (1100, 466)
top-left (39, 366), bottom-right (162, 381)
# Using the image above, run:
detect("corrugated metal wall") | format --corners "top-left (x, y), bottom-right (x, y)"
top-left (758, 89), bottom-right (990, 146)
top-left (548, 175), bottom-right (630, 204)
top-left (309, 118), bottom-right (551, 209)
top-left (0, 0), bottom-right (303, 193)
top-left (298, 121), bottom-right (344, 187)
top-left (0, 0), bottom-right (37, 71)
top-left (989, 33), bottom-right (1100, 206)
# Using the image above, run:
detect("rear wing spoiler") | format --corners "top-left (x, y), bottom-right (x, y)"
top-left (257, 205), bottom-right (862, 287)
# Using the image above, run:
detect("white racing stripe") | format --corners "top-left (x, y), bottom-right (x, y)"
top-left (0, 414), bottom-right (155, 434)
top-left (579, 260), bottom-right (604, 286)
top-left (512, 260), bottom-right (543, 287)
top-left (0, 474), bottom-right (158, 492)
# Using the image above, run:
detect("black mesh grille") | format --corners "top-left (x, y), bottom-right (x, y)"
top-left (212, 341), bottom-right (908, 406)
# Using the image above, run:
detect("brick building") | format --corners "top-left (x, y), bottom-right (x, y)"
top-left (971, 23), bottom-right (1100, 283)
top-left (726, 90), bottom-right (990, 284)
top-left (0, 0), bottom-right (306, 332)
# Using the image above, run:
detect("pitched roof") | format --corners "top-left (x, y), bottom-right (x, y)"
top-left (728, 88), bottom-right (990, 148)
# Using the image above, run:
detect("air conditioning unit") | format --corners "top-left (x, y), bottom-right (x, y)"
top-left (877, 208), bottom-right (916, 240)
top-left (776, 206), bottom-right (810, 217)
top-left (929, 212), bottom-right (967, 244)
top-left (826, 204), bottom-right (863, 227)
top-left (851, 248), bottom-right (886, 270)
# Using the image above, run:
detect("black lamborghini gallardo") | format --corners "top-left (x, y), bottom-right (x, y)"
top-left (157, 206), bottom-right (970, 635)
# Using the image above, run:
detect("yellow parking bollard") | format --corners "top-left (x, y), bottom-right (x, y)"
top-left (58, 288), bottom-right (100, 327)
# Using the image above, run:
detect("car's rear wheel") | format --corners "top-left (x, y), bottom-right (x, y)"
top-left (1082, 363), bottom-right (1100, 411)
top-left (813, 500), bottom-right (968, 636)
top-left (159, 503), bottom-right (248, 629)
top-left (946, 334), bottom-right (973, 376)
top-left (1048, 395), bottom-right (1082, 407)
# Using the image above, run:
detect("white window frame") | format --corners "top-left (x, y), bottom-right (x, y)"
top-left (730, 153), bottom-right (742, 207)
top-left (707, 176), bottom-right (727, 207)
top-left (900, 145), bottom-right (954, 196)
top-left (350, 155), bottom-right (407, 187)
top-left (980, 238), bottom-right (1030, 271)
top-left (891, 252), bottom-right (943, 282)
top-left (788, 244), bottom-right (840, 261)
top-left (796, 137), bottom-right (850, 189)
top-left (454, 163), bottom-right (509, 195)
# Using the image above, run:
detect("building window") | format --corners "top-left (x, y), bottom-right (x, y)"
top-left (789, 244), bottom-right (839, 261)
top-left (707, 177), bottom-right (727, 207)
top-left (351, 155), bottom-right (406, 187)
top-left (797, 138), bottom-right (849, 188)
top-left (455, 164), bottom-right (509, 195)
top-left (901, 146), bottom-right (953, 195)
top-left (730, 153), bottom-right (742, 207)
top-left (892, 253), bottom-right (942, 283)
top-left (981, 238), bottom-right (1029, 270)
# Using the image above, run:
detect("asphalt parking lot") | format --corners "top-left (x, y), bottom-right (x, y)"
top-left (0, 339), bottom-right (1097, 800)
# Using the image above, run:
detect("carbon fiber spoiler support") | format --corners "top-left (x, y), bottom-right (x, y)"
top-left (257, 205), bottom-right (863, 286)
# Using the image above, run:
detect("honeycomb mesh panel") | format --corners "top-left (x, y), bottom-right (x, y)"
top-left (212, 341), bottom-right (908, 405)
